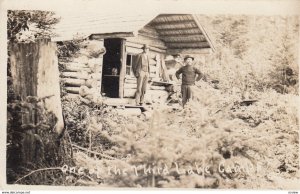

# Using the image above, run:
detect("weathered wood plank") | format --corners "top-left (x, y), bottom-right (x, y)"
top-left (160, 33), bottom-right (203, 38)
top-left (150, 61), bottom-right (160, 78)
top-left (167, 48), bottom-right (212, 55)
top-left (151, 20), bottom-right (195, 27)
top-left (163, 35), bottom-right (207, 43)
top-left (9, 42), bottom-right (39, 99)
top-left (155, 54), bottom-right (162, 79)
top-left (160, 54), bottom-right (169, 81)
top-left (119, 39), bottom-right (126, 98)
top-left (90, 32), bottom-right (135, 40)
top-left (126, 41), bottom-right (166, 53)
top-left (165, 42), bottom-right (210, 48)
top-left (126, 35), bottom-right (167, 50)
top-left (37, 40), bottom-right (64, 134)
top-left (150, 85), bottom-right (165, 90)
top-left (156, 27), bottom-right (199, 34)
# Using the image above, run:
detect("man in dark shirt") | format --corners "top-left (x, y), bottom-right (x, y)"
top-left (175, 55), bottom-right (202, 107)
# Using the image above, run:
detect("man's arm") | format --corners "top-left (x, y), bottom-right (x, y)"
top-left (194, 67), bottom-right (203, 81)
top-left (175, 67), bottom-right (183, 80)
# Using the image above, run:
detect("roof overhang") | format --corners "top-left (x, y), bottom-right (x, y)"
top-left (143, 14), bottom-right (215, 52)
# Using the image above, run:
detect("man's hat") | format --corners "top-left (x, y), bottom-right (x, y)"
top-left (184, 55), bottom-right (194, 61)
top-left (142, 44), bottom-right (149, 49)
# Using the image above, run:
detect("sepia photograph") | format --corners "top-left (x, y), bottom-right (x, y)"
top-left (1, 0), bottom-right (300, 191)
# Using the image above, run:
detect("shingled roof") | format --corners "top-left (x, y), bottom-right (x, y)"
top-left (52, 13), bottom-right (215, 51)
top-left (52, 12), bottom-right (156, 41)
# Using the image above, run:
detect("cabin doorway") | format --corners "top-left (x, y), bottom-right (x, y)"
top-left (101, 38), bottom-right (122, 98)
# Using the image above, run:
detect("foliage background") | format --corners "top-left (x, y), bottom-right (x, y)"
top-left (199, 15), bottom-right (299, 96)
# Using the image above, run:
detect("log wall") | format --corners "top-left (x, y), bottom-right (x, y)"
top-left (60, 30), bottom-right (171, 103)
top-left (123, 28), bottom-right (170, 102)
top-left (60, 40), bottom-right (105, 95)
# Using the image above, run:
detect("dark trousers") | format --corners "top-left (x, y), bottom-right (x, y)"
top-left (181, 84), bottom-right (194, 107)
top-left (135, 71), bottom-right (149, 105)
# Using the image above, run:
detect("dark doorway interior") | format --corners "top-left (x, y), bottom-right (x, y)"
top-left (101, 38), bottom-right (122, 98)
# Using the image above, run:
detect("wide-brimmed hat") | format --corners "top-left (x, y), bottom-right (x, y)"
top-left (142, 44), bottom-right (149, 49)
top-left (184, 55), bottom-right (194, 61)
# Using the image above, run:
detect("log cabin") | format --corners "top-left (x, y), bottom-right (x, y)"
top-left (52, 14), bottom-right (215, 105)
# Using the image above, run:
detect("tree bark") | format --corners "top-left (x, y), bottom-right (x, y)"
top-left (9, 39), bottom-right (64, 135)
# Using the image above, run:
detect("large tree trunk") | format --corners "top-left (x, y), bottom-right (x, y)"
top-left (9, 39), bottom-right (64, 135)
top-left (7, 39), bottom-right (66, 183)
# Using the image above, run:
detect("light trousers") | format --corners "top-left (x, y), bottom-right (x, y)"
top-left (135, 71), bottom-right (149, 105)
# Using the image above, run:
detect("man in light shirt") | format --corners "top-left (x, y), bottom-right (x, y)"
top-left (132, 44), bottom-right (150, 105)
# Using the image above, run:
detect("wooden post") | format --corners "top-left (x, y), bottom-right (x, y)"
top-left (160, 54), bottom-right (169, 82)
top-left (119, 39), bottom-right (126, 98)
top-left (9, 39), bottom-right (64, 135)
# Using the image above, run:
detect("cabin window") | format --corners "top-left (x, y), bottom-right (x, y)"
top-left (126, 53), bottom-right (138, 77)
